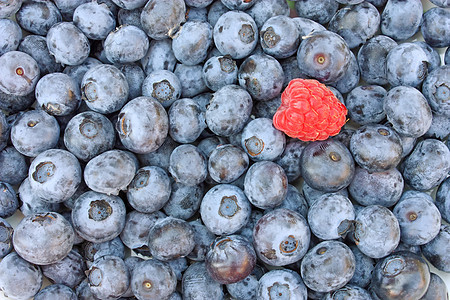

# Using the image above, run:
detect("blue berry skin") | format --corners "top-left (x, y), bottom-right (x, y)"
top-left (104, 25), bottom-right (149, 64)
top-left (353, 205), bottom-right (400, 259)
top-left (280, 56), bottom-right (309, 89)
top-left (137, 136), bottom-right (179, 172)
top-left (82, 237), bottom-right (125, 263)
top-left (142, 70), bottom-right (182, 108)
top-left (131, 259), bottom-right (177, 299)
top-left (386, 43), bottom-right (429, 88)
top-left (73, 1), bottom-right (116, 40)
top-left (71, 191), bottom-right (126, 243)
top-left (357, 35), bottom-right (398, 85)
top-left (0, 252), bottom-right (43, 300)
top-left (350, 124), bottom-right (403, 173)
top-left (208, 1), bottom-right (229, 27)
top-left (64, 111), bottom-right (116, 162)
top-left (11, 109), bottom-right (60, 157)
top-left (18, 178), bottom-right (63, 217)
top-left (13, 212), bottom-right (74, 265)
top-left (206, 235), bottom-right (256, 284)
top-left (308, 193), bottom-right (355, 240)
top-left (348, 245), bottom-right (375, 288)
top-left (328, 2), bottom-right (380, 49)
top-left (205, 85), bottom-right (253, 137)
top-left (238, 53), bottom-right (284, 101)
top-left (148, 216), bottom-right (195, 261)
top-left (274, 139), bottom-right (307, 183)
top-left (168, 98), bottom-right (206, 144)
top-left (0, 146), bottom-right (27, 185)
top-left (87, 255), bottom-right (129, 299)
top-left (384, 86), bottom-right (432, 138)
top-left (330, 51), bottom-right (360, 94)
top-left (118, 63), bottom-right (145, 101)
top-left (253, 208), bottom-right (310, 266)
top-left (187, 219), bottom-right (216, 262)
top-left (349, 167), bottom-right (404, 207)
top-left (301, 240), bottom-right (355, 293)
top-left (169, 144), bottom-right (207, 186)
top-left (401, 139), bottom-right (450, 191)
top-left (63, 57), bottom-right (101, 89)
top-left (421, 7), bottom-right (450, 48)
top-left (0, 89), bottom-right (35, 115)
top-left (174, 63), bottom-right (209, 98)
top-left (34, 284), bottom-right (77, 300)
top-left (436, 177), bottom-right (450, 223)
top-left (420, 272), bottom-right (449, 300)
top-left (323, 285), bottom-right (372, 300)
top-left (202, 55), bottom-right (238, 91)
top-left (41, 249), bottom-right (86, 289)
top-left (46, 22), bottom-right (90, 66)
top-left (381, 0), bottom-right (423, 41)
top-left (422, 224), bottom-right (450, 272)
top-left (81, 64), bottom-right (129, 114)
top-left (0, 19), bottom-right (21, 56)
top-left (118, 7), bottom-right (143, 29)
top-left (244, 161), bottom-right (288, 209)
top-left (267, 184), bottom-right (308, 218)
top-left (213, 11), bottom-right (258, 59)
top-left (226, 265), bottom-right (264, 300)
top-left (172, 21), bottom-right (213, 66)
top-left (121, 256), bottom-right (145, 297)
top-left (182, 262), bottom-right (224, 300)
top-left (0, 217), bottom-right (13, 259)
top-left (345, 85), bottom-right (386, 126)
top-left (292, 17), bottom-right (326, 37)
top-left (221, 0), bottom-right (256, 10)
top-left (260, 15), bottom-right (300, 59)
top-left (0, 182), bottom-right (19, 218)
top-left (257, 269), bottom-right (307, 300)
top-left (29, 149), bottom-right (82, 203)
top-left (200, 184), bottom-right (251, 235)
top-left (111, 0), bottom-right (146, 10)
top-left (163, 181), bottom-right (204, 220)
top-left (127, 166), bottom-right (171, 213)
top-left (415, 41), bottom-right (442, 73)
top-left (429, 0), bottom-right (450, 6)
top-left (0, 51), bottom-right (40, 97)
top-left (0, 0), bottom-right (22, 19)
top-left (297, 30), bottom-right (352, 84)
top-left (141, 39), bottom-right (177, 75)
top-left (393, 190), bottom-right (441, 246)
top-left (140, 0), bottom-right (186, 40)
top-left (302, 139), bottom-right (355, 193)
top-left (186, 0), bottom-right (213, 8)
top-left (236, 210), bottom-right (263, 244)
top-left (371, 251), bottom-right (430, 300)
top-left (16, 1), bottom-right (61, 36)
top-left (208, 144), bottom-right (249, 184)
top-left (167, 256), bottom-right (188, 281)
top-left (294, 0), bottom-right (338, 25)
top-left (252, 96), bottom-right (281, 120)
top-left (241, 118), bottom-right (286, 162)
top-left (445, 47), bottom-right (450, 65)
top-left (35, 72), bottom-right (80, 117)
top-left (0, 112), bottom-right (6, 152)
top-left (422, 65), bottom-right (450, 118)
top-left (425, 112), bottom-right (450, 140)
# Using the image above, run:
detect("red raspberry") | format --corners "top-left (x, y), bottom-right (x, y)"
top-left (273, 79), bottom-right (347, 141)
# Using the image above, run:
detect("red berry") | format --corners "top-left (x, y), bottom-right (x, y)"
top-left (273, 79), bottom-right (347, 141)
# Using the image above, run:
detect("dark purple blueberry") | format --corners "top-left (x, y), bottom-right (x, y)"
top-left (168, 98), bottom-right (207, 143)
top-left (141, 39), bottom-right (177, 75)
top-left (34, 284), bottom-right (77, 300)
top-left (371, 251), bottom-right (430, 300)
top-left (187, 219), bottom-right (216, 262)
top-left (163, 182), bottom-right (204, 220)
top-left (401, 139), bottom-right (450, 191)
top-left (294, 0), bottom-right (338, 25)
top-left (420, 272), bottom-right (449, 300)
top-left (0, 19), bottom-right (21, 56)
top-left (274, 139), bottom-right (307, 183)
top-left (348, 245), bottom-right (376, 288)
top-left (147, 216), bottom-right (195, 261)
top-left (206, 235), bottom-right (256, 284)
top-left (0, 217), bottom-right (13, 259)
top-left (172, 20), bottom-right (213, 65)
top-left (182, 262), bottom-right (224, 300)
top-left (0, 182), bottom-right (18, 219)
top-left (353, 205), bottom-right (400, 259)
top-left (0, 51), bottom-right (40, 97)
top-left (436, 177), bottom-right (450, 223)
top-left (0, 146), bottom-right (27, 185)
top-left (0, 252), bottom-right (42, 300)
top-left (104, 25), bottom-right (149, 64)
top-left (301, 240), bottom-right (355, 293)
top-left (13, 212), bottom-right (74, 265)
top-left (87, 255), bottom-right (129, 299)
top-left (208, 144), bottom-right (249, 184)
top-left (349, 167), bottom-right (404, 207)
top-left (174, 63), bottom-right (209, 98)
top-left (140, 0), bottom-right (186, 40)
top-left (345, 85), bottom-right (387, 125)
top-left (167, 256), bottom-right (188, 281)
top-left (421, 7), bottom-right (450, 48)
top-left (422, 224), bottom-right (450, 272)
top-left (202, 55), bottom-right (238, 91)
top-left (200, 184), bottom-right (251, 235)
top-left (213, 11), bottom-right (258, 59)
top-left (422, 65), bottom-right (450, 118)
top-left (330, 51), bottom-right (360, 94)
top-left (71, 191), bottom-right (126, 243)
top-left (41, 250), bottom-right (86, 289)
top-left (381, 0), bottom-right (423, 41)
top-left (253, 208), bottom-right (310, 266)
top-left (73, 1), bottom-right (116, 40)
top-left (267, 184), bottom-right (308, 218)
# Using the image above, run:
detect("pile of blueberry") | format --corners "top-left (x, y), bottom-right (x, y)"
top-left (0, 0), bottom-right (449, 299)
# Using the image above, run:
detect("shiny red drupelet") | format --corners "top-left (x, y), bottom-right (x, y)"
top-left (273, 79), bottom-right (347, 141)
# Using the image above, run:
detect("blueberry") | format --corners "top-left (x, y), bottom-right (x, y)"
top-left (429, 0), bottom-right (450, 6)
top-left (0, 146), bottom-right (27, 185)
top-left (82, 237), bottom-right (125, 263)
top-left (0, 217), bottom-right (13, 259)
top-left (0, 181), bottom-right (18, 219)
top-left (118, 7), bottom-right (143, 29)
top-left (169, 98), bottom-right (207, 144)
top-left (445, 47), bottom-right (450, 65)
top-left (73, 1), bottom-right (116, 40)
top-left (323, 285), bottom-right (372, 300)
top-left (137, 136), bottom-right (179, 172)
top-left (172, 21), bottom-right (213, 66)
top-left (294, 0), bottom-right (339, 25)
top-left (206, 235), bottom-right (256, 284)
top-left (202, 55), bottom-right (238, 91)
top-left (0, 252), bottom-right (43, 300)
top-left (415, 41), bottom-right (442, 72)
top-left (182, 262), bottom-right (224, 300)
top-left (0, 51), bottom-right (40, 97)
top-left (147, 216), bottom-right (195, 261)
top-left (260, 15), bottom-right (300, 59)
top-left (421, 7), bottom-right (450, 48)
top-left (244, 161), bottom-right (288, 209)
top-left (200, 184), bottom-right (251, 235)
top-left (0, 0), bottom-right (22, 18)
top-left (0, 19), bottom-right (21, 56)
top-left (141, 39), bottom-right (177, 75)
top-left (301, 240), bottom-right (355, 293)
top-left (420, 272), bottom-right (449, 300)
top-left (348, 245), bottom-right (376, 288)
top-left (142, 70), bottom-right (182, 109)
top-left (81, 64), bottom-right (129, 114)
top-left (87, 255), bottom-right (129, 299)
top-left (34, 284), bottom-right (77, 300)
top-left (213, 11), bottom-right (258, 59)
top-left (422, 224), bottom-right (450, 272)
top-left (226, 265), bottom-right (264, 300)
top-left (353, 205), bottom-right (400, 258)
top-left (297, 30), bottom-right (352, 84)
top-left (104, 25), bottom-right (149, 64)
top-left (71, 191), bottom-right (126, 243)
top-left (436, 177), bottom-right (450, 223)
top-left (174, 63), bottom-right (209, 97)
top-left (221, 0), bottom-right (257, 10)
top-left (371, 251), bottom-right (430, 300)
top-left (401, 139), bottom-right (450, 191)
top-left (41, 250), bottom-right (86, 289)
top-left (0, 112), bottom-right (6, 151)
top-left (13, 212), bottom-right (74, 265)
top-left (18, 178), bottom-right (63, 217)
top-left (63, 57), bottom-right (101, 88)
top-left (187, 219), bottom-right (216, 262)
top-left (345, 85), bottom-right (387, 125)
top-left (257, 269), bottom-right (307, 300)
top-left (208, 144), bottom-right (249, 184)
top-left (422, 65), bottom-right (450, 118)
top-left (267, 184), bottom-right (308, 218)
top-left (16, 1), bottom-right (61, 36)
top-left (53, 0), bottom-right (90, 20)
top-left (381, 0), bottom-right (423, 41)
top-left (140, 0), bottom-right (186, 40)
top-left (205, 85), bottom-right (253, 137)
top-left (169, 144), bottom-right (207, 186)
